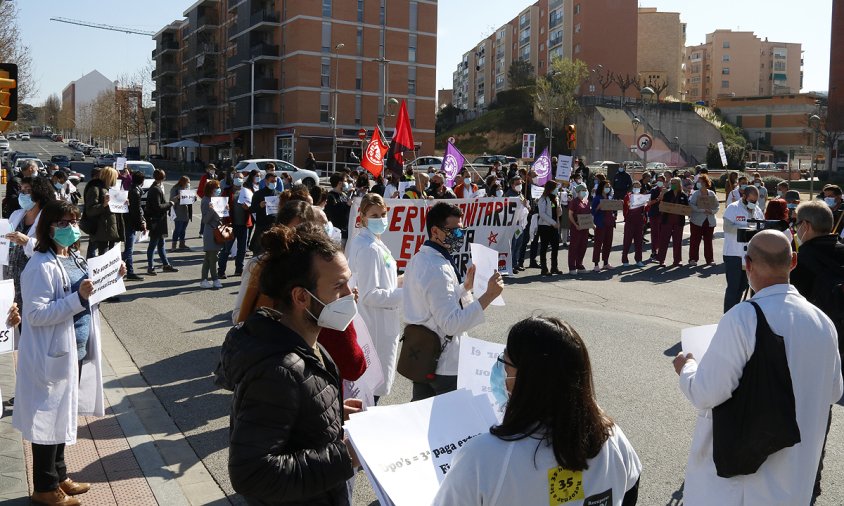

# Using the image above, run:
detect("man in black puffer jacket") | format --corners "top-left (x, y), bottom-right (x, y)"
top-left (217, 224), bottom-right (357, 505)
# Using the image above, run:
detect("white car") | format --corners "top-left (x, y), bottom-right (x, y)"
top-left (0, 139), bottom-right (8, 151)
top-left (20, 133), bottom-right (30, 141)
top-left (14, 158), bottom-right (46, 174)
top-left (233, 159), bottom-right (319, 188)
top-left (406, 156), bottom-right (444, 173)
top-left (127, 161), bottom-right (157, 206)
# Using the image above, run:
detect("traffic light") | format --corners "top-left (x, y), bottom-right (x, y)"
top-left (0, 63), bottom-right (17, 133)
top-left (565, 124), bottom-right (577, 150)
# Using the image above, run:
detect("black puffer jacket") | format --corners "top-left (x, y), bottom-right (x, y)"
top-left (218, 308), bottom-right (353, 506)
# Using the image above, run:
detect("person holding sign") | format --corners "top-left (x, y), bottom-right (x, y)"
top-left (537, 181), bottom-right (563, 276)
top-left (568, 183), bottom-right (592, 275)
top-left (656, 178), bottom-right (690, 267)
top-left (622, 181), bottom-right (647, 267)
top-left (647, 175), bottom-right (666, 261)
top-left (249, 172), bottom-right (280, 255)
top-left (347, 194), bottom-right (403, 401)
top-left (15, 200), bottom-right (125, 506)
top-left (199, 180), bottom-right (224, 289)
top-left (168, 176), bottom-right (193, 252)
top-left (591, 180), bottom-right (617, 271)
top-left (123, 171), bottom-right (147, 281)
top-left (434, 316), bottom-right (641, 506)
top-left (83, 167), bottom-right (125, 260)
top-left (688, 174), bottom-right (719, 266)
top-left (144, 169), bottom-right (178, 276)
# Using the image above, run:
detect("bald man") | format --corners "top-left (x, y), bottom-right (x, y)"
top-left (673, 230), bottom-right (843, 506)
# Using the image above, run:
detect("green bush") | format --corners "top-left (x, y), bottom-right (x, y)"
top-left (762, 176), bottom-right (784, 194)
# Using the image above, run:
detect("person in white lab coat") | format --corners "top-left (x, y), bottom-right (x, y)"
top-left (721, 185), bottom-right (764, 312)
top-left (402, 202), bottom-right (504, 401)
top-left (673, 230), bottom-right (843, 506)
top-left (347, 194), bottom-right (402, 401)
top-left (13, 200), bottom-right (124, 506)
top-left (434, 316), bottom-right (641, 506)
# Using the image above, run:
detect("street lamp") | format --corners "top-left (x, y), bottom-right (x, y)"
top-left (374, 56), bottom-right (391, 130)
top-left (331, 43), bottom-right (345, 173)
top-left (809, 114), bottom-right (821, 197)
top-left (632, 116), bottom-right (641, 161)
top-left (249, 58), bottom-right (256, 156)
top-left (674, 136), bottom-right (680, 166)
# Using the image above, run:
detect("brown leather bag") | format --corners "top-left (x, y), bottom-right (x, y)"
top-left (397, 324), bottom-right (449, 383)
top-left (214, 224), bottom-right (233, 244)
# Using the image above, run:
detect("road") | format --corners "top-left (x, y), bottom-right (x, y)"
top-left (2, 139), bottom-right (842, 505)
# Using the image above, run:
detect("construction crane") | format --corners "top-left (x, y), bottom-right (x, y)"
top-left (49, 17), bottom-right (155, 36)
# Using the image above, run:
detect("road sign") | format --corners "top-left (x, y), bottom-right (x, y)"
top-left (637, 134), bottom-right (653, 152)
top-left (358, 128), bottom-right (367, 140)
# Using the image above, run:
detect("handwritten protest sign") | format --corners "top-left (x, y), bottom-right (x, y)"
top-left (264, 195), bottom-right (279, 216)
top-left (0, 280), bottom-right (14, 354)
top-left (342, 314), bottom-right (385, 408)
top-left (629, 194), bottom-right (650, 209)
top-left (457, 336), bottom-right (506, 419)
top-left (696, 194), bottom-right (718, 210)
top-left (179, 189), bottom-right (197, 205)
top-left (398, 181), bottom-right (412, 196)
top-left (574, 213), bottom-right (594, 230)
top-left (659, 201), bottom-right (692, 216)
top-left (210, 197), bottom-right (229, 218)
top-left (681, 324), bottom-right (718, 363)
top-left (0, 219), bottom-right (12, 266)
top-left (531, 184), bottom-right (544, 199)
top-left (108, 188), bottom-right (129, 214)
top-left (87, 245), bottom-right (126, 306)
top-left (470, 243), bottom-right (504, 305)
top-left (598, 199), bottom-right (624, 211)
top-left (555, 155), bottom-right (573, 181)
top-left (346, 389), bottom-right (498, 506)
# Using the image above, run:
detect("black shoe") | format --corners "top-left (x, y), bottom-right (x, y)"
top-left (125, 273), bottom-right (144, 281)
top-left (528, 263), bottom-right (541, 269)
top-left (105, 296), bottom-right (121, 302)
top-left (7, 396), bottom-right (13, 406)
top-left (218, 272), bottom-right (228, 279)
top-left (234, 270), bottom-right (243, 276)
top-left (146, 269), bottom-right (157, 276)
top-left (163, 264), bottom-right (179, 273)
top-left (550, 269), bottom-right (563, 275)
top-left (541, 269), bottom-right (550, 276)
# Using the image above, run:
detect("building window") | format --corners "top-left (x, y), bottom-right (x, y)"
top-left (357, 27), bottom-right (363, 55)
top-left (355, 95), bottom-right (361, 126)
top-left (521, 45), bottom-right (530, 60)
top-left (765, 114), bottom-right (772, 128)
top-left (722, 54), bottom-right (730, 62)
top-left (549, 46), bottom-right (563, 61)
top-left (409, 1), bottom-right (418, 31)
top-left (722, 68), bottom-right (730, 75)
top-left (773, 61), bottom-right (786, 71)
top-left (519, 12), bottom-right (528, 26)
top-left (321, 57), bottom-right (330, 87)
top-left (550, 8), bottom-right (563, 28)
top-left (408, 34), bottom-right (417, 63)
top-left (320, 92), bottom-right (330, 122)
top-left (408, 66), bottom-right (417, 95)
top-left (723, 40), bottom-right (730, 48)
top-left (574, 43), bottom-right (581, 54)
top-left (322, 0), bottom-right (331, 17)
top-left (574, 3), bottom-right (581, 14)
top-left (550, 29), bottom-right (563, 47)
top-left (357, 0), bottom-right (364, 22)
top-left (321, 22), bottom-right (331, 53)
top-left (721, 80), bottom-right (729, 88)
top-left (356, 61), bottom-right (362, 90)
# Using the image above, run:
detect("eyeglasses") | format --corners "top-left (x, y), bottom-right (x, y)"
top-left (497, 352), bottom-right (515, 368)
top-left (54, 219), bottom-right (79, 228)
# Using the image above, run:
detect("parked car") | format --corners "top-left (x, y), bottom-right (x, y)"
top-left (7, 133), bottom-right (16, 141)
top-left (233, 159), bottom-right (319, 188)
top-left (50, 154), bottom-right (71, 169)
top-left (70, 151), bottom-right (85, 161)
top-left (94, 153), bottom-right (117, 167)
top-left (20, 133), bottom-right (30, 141)
top-left (622, 160), bottom-right (643, 170)
top-left (14, 158), bottom-right (46, 176)
top-left (90, 148), bottom-right (103, 157)
top-left (57, 166), bottom-right (85, 185)
top-left (757, 162), bottom-right (777, 171)
top-left (471, 155), bottom-right (518, 167)
top-left (0, 138), bottom-right (8, 151)
top-left (10, 151), bottom-right (38, 165)
top-left (406, 156), bottom-right (444, 173)
top-left (128, 160), bottom-right (157, 206)
top-left (645, 162), bottom-right (667, 172)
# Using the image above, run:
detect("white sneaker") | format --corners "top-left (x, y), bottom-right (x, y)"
top-left (199, 280), bottom-right (211, 289)
top-left (569, 270), bottom-right (577, 276)
top-left (213, 279), bottom-right (223, 289)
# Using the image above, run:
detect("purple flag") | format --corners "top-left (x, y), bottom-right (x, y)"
top-left (532, 147), bottom-right (552, 186)
top-left (443, 141), bottom-right (466, 188)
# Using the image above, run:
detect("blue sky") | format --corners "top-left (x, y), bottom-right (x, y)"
top-left (18, 0), bottom-right (833, 105)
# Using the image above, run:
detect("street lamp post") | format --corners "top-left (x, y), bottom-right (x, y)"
top-left (809, 114), bottom-right (821, 197)
top-left (639, 88), bottom-right (655, 169)
top-left (632, 116), bottom-right (641, 163)
top-left (674, 136), bottom-right (679, 166)
top-left (331, 43), bottom-right (345, 173)
top-left (250, 58), bottom-right (255, 156)
top-left (374, 56), bottom-right (391, 130)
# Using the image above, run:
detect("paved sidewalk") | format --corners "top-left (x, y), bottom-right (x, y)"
top-left (0, 314), bottom-right (230, 505)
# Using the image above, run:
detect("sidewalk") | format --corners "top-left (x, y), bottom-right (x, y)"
top-left (0, 316), bottom-right (230, 505)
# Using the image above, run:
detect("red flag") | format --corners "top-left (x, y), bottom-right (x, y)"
top-left (361, 127), bottom-right (389, 177)
top-left (386, 100), bottom-right (415, 179)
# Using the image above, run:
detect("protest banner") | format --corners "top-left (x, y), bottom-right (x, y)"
top-left (659, 201), bottom-right (692, 216)
top-left (457, 336), bottom-right (506, 419)
top-left (696, 194), bottom-right (719, 210)
top-left (629, 194), bottom-right (650, 209)
top-left (345, 389), bottom-right (498, 506)
top-left (0, 219), bottom-right (11, 266)
top-left (179, 189), bottom-right (198, 205)
top-left (108, 188), bottom-right (129, 214)
top-left (681, 324), bottom-right (718, 362)
top-left (574, 213), bottom-right (594, 230)
top-left (598, 199), bottom-right (624, 211)
top-left (87, 245), bottom-right (126, 306)
top-left (0, 280), bottom-right (14, 354)
top-left (210, 196), bottom-right (229, 217)
top-left (347, 198), bottom-right (525, 275)
top-left (264, 195), bottom-right (279, 216)
top-left (342, 314), bottom-right (385, 408)
top-left (717, 141), bottom-right (728, 167)
top-left (555, 155), bottom-right (573, 181)
top-left (470, 243), bottom-right (504, 305)
top-left (114, 157), bottom-right (127, 172)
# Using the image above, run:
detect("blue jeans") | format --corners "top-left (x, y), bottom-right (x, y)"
top-left (511, 230), bottom-right (525, 269)
top-left (724, 255), bottom-right (748, 313)
top-left (218, 224), bottom-right (248, 274)
top-left (123, 230), bottom-right (136, 274)
top-left (171, 220), bottom-right (189, 246)
top-left (147, 236), bottom-right (170, 270)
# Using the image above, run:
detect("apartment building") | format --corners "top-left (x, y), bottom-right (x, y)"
top-left (718, 93), bottom-right (823, 153)
top-left (60, 70), bottom-right (115, 129)
top-left (152, 21), bottom-right (184, 147)
top-left (452, 0), bottom-right (638, 114)
top-left (684, 30), bottom-right (803, 105)
top-left (152, 0), bottom-right (437, 167)
top-left (637, 8), bottom-right (685, 100)
top-left (829, 0), bottom-right (843, 132)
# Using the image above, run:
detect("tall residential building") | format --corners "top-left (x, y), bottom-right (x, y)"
top-left (718, 93), bottom-right (824, 153)
top-left (453, 0), bottom-right (638, 114)
top-left (637, 8), bottom-right (685, 100)
top-left (829, 0), bottom-right (843, 132)
top-left (684, 30), bottom-right (803, 105)
top-left (152, 21), bottom-right (184, 147)
top-left (152, 0), bottom-right (437, 167)
top-left (60, 70), bottom-right (115, 128)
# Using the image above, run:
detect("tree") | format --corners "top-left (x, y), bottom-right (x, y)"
top-left (435, 104), bottom-right (462, 136)
top-left (0, 2), bottom-right (36, 103)
top-left (42, 94), bottom-right (61, 131)
top-left (534, 58), bottom-right (589, 134)
top-left (507, 59), bottom-right (535, 89)
top-left (644, 76), bottom-right (670, 103)
top-left (593, 68), bottom-right (615, 101)
top-left (613, 73), bottom-right (636, 104)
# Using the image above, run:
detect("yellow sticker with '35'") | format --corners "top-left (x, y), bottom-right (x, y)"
top-left (547, 467), bottom-right (584, 505)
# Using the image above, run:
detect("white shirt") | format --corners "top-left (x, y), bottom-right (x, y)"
top-left (433, 425), bottom-right (641, 506)
top-left (679, 285), bottom-right (843, 506)
top-left (726, 188), bottom-right (741, 207)
top-left (722, 200), bottom-right (764, 258)
top-left (402, 244), bottom-right (484, 375)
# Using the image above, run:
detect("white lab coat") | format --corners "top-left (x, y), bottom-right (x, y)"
top-left (347, 227), bottom-right (403, 396)
top-left (402, 244), bottom-right (484, 375)
top-left (7, 208), bottom-right (41, 258)
top-left (679, 284), bottom-right (843, 506)
top-left (12, 251), bottom-right (105, 445)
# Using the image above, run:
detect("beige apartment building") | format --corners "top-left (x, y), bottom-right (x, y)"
top-left (637, 8), bottom-right (685, 100)
top-left (153, 0), bottom-right (437, 168)
top-left (684, 29), bottom-right (803, 105)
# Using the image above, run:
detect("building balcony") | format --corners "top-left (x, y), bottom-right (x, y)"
top-left (197, 13), bottom-right (220, 27)
top-left (549, 36), bottom-right (563, 48)
top-left (254, 77), bottom-right (278, 90)
top-left (227, 0), bottom-right (244, 11)
top-left (231, 111), bottom-right (278, 129)
top-left (181, 122), bottom-right (213, 136)
top-left (250, 43), bottom-right (279, 58)
top-left (250, 10), bottom-right (280, 26)
top-left (160, 107), bottom-right (180, 118)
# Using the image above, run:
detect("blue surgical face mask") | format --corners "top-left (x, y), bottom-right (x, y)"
top-left (214, 188), bottom-right (222, 196)
top-left (787, 203), bottom-right (797, 209)
top-left (267, 182), bottom-right (277, 190)
top-left (366, 217), bottom-right (388, 235)
top-left (52, 224), bottom-right (82, 247)
top-left (233, 178), bottom-right (243, 187)
top-left (489, 357), bottom-right (514, 409)
top-left (54, 182), bottom-right (63, 190)
top-left (18, 194), bottom-right (35, 211)
top-left (825, 197), bottom-right (837, 208)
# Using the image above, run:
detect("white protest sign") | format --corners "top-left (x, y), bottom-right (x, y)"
top-left (237, 188), bottom-right (252, 206)
top-left (470, 243), bottom-right (504, 305)
top-left (87, 245), bottom-right (126, 306)
top-left (211, 196), bottom-right (230, 218)
top-left (555, 155), bottom-right (573, 181)
top-left (107, 188), bottom-right (129, 214)
top-left (342, 314), bottom-right (385, 408)
top-left (681, 324), bottom-right (718, 362)
top-left (0, 280), bottom-right (14, 354)
top-left (629, 193), bottom-right (650, 209)
top-left (346, 389), bottom-right (497, 506)
top-left (114, 157), bottom-right (127, 172)
top-left (717, 141), bottom-right (728, 167)
top-left (398, 181), bottom-right (412, 196)
top-left (531, 184), bottom-right (544, 199)
top-left (0, 219), bottom-right (12, 266)
top-left (179, 189), bottom-right (197, 205)
top-left (264, 195), bottom-right (279, 216)
top-left (457, 336), bottom-right (506, 419)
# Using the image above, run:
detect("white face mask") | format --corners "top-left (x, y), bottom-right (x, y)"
top-left (514, 184), bottom-right (523, 192)
top-left (632, 187), bottom-right (641, 194)
top-left (495, 189), bottom-right (504, 197)
top-left (464, 178), bottom-right (471, 185)
top-left (305, 290), bottom-right (358, 331)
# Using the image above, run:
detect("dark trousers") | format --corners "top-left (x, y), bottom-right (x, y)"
top-left (568, 227), bottom-right (588, 271)
top-left (813, 407), bottom-right (833, 502)
top-left (650, 216), bottom-right (661, 256)
top-left (123, 229), bottom-right (136, 275)
top-left (538, 225), bottom-right (559, 272)
top-left (218, 224), bottom-right (248, 274)
top-left (622, 212), bottom-right (644, 263)
top-left (723, 255), bottom-right (748, 313)
top-left (657, 221), bottom-right (683, 264)
top-left (411, 375), bottom-right (457, 401)
top-left (592, 225), bottom-right (614, 265)
top-left (31, 443), bottom-right (66, 493)
top-left (147, 235), bottom-right (170, 270)
top-left (250, 224), bottom-right (270, 255)
top-left (87, 240), bottom-right (115, 259)
top-left (171, 220), bottom-right (189, 246)
top-left (689, 222), bottom-right (714, 263)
